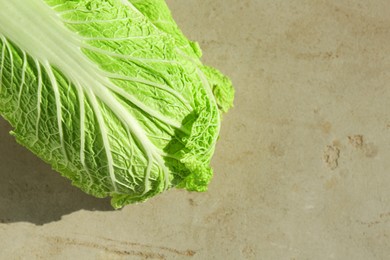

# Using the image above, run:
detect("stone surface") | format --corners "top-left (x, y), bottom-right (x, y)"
top-left (1, 0), bottom-right (390, 259)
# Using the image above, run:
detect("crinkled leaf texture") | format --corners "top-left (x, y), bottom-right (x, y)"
top-left (0, 0), bottom-right (234, 208)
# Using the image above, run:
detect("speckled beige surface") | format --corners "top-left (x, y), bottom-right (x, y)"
top-left (1, 0), bottom-right (390, 259)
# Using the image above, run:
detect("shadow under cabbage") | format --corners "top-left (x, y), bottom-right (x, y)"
top-left (0, 117), bottom-right (113, 225)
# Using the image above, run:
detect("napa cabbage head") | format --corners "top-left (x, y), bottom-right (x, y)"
top-left (0, 0), bottom-right (234, 208)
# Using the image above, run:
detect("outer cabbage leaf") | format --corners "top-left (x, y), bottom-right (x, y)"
top-left (130, 0), bottom-right (235, 112)
top-left (0, 0), bottom-right (234, 208)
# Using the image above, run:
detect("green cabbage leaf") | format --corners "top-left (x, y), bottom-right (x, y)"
top-left (0, 0), bottom-right (234, 208)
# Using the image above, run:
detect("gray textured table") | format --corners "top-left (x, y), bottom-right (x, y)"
top-left (1, 1), bottom-right (390, 258)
